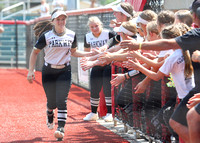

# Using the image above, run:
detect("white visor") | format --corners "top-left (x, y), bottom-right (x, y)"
top-left (114, 25), bottom-right (134, 36)
top-left (112, 4), bottom-right (132, 17)
top-left (51, 11), bottom-right (67, 20)
top-left (136, 16), bottom-right (149, 25)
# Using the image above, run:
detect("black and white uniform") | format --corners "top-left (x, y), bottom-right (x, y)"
top-left (84, 29), bottom-right (115, 114)
top-left (35, 28), bottom-right (77, 127)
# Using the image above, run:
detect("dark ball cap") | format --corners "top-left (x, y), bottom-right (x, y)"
top-left (190, 0), bottom-right (200, 13)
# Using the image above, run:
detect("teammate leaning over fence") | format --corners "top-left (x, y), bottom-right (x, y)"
top-left (120, 0), bottom-right (200, 142)
top-left (27, 9), bottom-right (93, 141)
top-left (97, 2), bottom-right (135, 52)
top-left (124, 24), bottom-right (195, 141)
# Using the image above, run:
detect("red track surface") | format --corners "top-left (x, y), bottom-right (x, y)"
top-left (0, 69), bottom-right (128, 143)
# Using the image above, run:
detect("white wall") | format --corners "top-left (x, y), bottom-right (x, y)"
top-left (164, 0), bottom-right (193, 10)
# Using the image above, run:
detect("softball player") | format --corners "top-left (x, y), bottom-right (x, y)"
top-left (83, 3), bottom-right (134, 122)
top-left (83, 16), bottom-right (115, 122)
top-left (27, 9), bottom-right (92, 141)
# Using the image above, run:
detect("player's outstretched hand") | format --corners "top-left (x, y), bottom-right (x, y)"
top-left (187, 93), bottom-right (200, 109)
top-left (120, 38), bottom-right (138, 50)
top-left (27, 71), bottom-right (35, 83)
top-left (192, 50), bottom-right (200, 63)
top-left (110, 74), bottom-right (125, 87)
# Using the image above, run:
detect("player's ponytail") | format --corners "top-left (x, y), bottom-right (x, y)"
top-left (183, 50), bottom-right (194, 78)
top-left (175, 23), bottom-right (194, 78)
top-left (33, 20), bottom-right (53, 37)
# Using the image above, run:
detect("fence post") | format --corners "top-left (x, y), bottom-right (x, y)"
top-left (15, 20), bottom-right (18, 68)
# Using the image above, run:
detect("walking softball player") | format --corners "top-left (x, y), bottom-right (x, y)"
top-left (27, 9), bottom-right (92, 141)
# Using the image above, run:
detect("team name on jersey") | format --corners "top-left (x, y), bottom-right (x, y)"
top-left (88, 39), bottom-right (108, 48)
top-left (49, 38), bottom-right (72, 48)
top-left (85, 30), bottom-right (110, 48)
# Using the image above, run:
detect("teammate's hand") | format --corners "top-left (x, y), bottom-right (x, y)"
top-left (27, 71), bottom-right (35, 83)
top-left (110, 73), bottom-right (125, 87)
top-left (134, 80), bottom-right (147, 94)
top-left (187, 93), bottom-right (200, 109)
top-left (120, 38), bottom-right (138, 50)
top-left (192, 50), bottom-right (200, 63)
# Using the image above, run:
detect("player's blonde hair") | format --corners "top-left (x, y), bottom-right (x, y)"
top-left (87, 16), bottom-right (103, 27)
top-left (175, 10), bottom-right (193, 27)
top-left (146, 21), bottom-right (159, 35)
top-left (157, 10), bottom-right (175, 27)
top-left (121, 20), bottom-right (137, 35)
top-left (161, 25), bottom-right (181, 39)
top-left (139, 9), bottom-right (157, 22)
top-left (120, 2), bottom-right (134, 20)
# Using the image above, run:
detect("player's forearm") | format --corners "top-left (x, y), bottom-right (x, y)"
top-left (29, 50), bottom-right (38, 72)
top-left (136, 53), bottom-right (158, 68)
top-left (72, 50), bottom-right (92, 57)
top-left (107, 45), bottom-right (121, 53)
top-left (112, 53), bottom-right (129, 62)
top-left (141, 39), bottom-right (179, 51)
top-left (87, 54), bottom-right (99, 61)
top-left (137, 65), bottom-right (160, 81)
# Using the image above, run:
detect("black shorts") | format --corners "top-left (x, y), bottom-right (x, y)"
top-left (195, 103), bottom-right (200, 115)
top-left (171, 89), bottom-right (197, 126)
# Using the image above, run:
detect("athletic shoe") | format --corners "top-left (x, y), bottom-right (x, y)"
top-left (54, 126), bottom-right (65, 141)
top-left (83, 112), bottom-right (98, 121)
top-left (104, 113), bottom-right (113, 122)
top-left (46, 111), bottom-right (54, 130)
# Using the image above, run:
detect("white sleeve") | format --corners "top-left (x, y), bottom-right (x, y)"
top-left (158, 49), bottom-right (174, 58)
top-left (159, 55), bottom-right (174, 75)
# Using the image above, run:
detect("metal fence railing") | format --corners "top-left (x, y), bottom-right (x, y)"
top-left (0, 2), bottom-right (26, 20)
top-left (0, 20), bottom-right (26, 68)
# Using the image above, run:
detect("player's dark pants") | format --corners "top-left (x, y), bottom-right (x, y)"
top-left (90, 65), bottom-right (111, 113)
top-left (90, 65), bottom-right (111, 98)
top-left (195, 103), bottom-right (200, 115)
top-left (171, 89), bottom-right (197, 126)
top-left (42, 64), bottom-right (71, 111)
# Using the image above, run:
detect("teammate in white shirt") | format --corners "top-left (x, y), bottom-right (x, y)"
top-left (27, 9), bottom-right (92, 141)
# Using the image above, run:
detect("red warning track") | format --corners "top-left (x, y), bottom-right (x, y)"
top-left (0, 69), bottom-right (128, 143)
